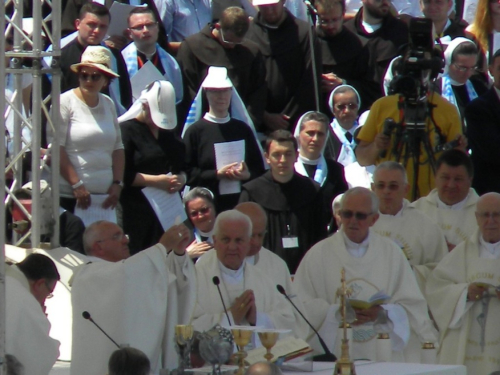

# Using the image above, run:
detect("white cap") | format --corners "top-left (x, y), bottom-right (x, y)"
top-left (253, 0), bottom-right (280, 6)
top-left (144, 81), bottom-right (177, 129)
top-left (201, 66), bottom-right (233, 89)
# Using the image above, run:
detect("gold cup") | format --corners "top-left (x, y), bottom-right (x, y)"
top-left (231, 328), bottom-right (253, 375)
top-left (175, 325), bottom-right (194, 345)
top-left (257, 331), bottom-right (279, 362)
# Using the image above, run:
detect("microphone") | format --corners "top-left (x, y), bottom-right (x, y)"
top-left (212, 276), bottom-right (233, 326)
top-left (277, 285), bottom-right (337, 362)
top-left (82, 311), bottom-right (120, 348)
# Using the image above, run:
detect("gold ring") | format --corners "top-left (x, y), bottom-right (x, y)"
top-left (240, 303), bottom-right (245, 309)
top-left (476, 294), bottom-right (481, 300)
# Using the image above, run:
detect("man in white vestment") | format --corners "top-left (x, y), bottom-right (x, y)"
top-left (371, 161), bottom-right (448, 289)
top-left (6, 254), bottom-right (60, 375)
top-left (71, 220), bottom-right (196, 375)
top-left (196, 203), bottom-right (310, 339)
top-left (294, 187), bottom-right (438, 362)
top-left (426, 193), bottom-right (500, 374)
top-left (412, 149), bottom-right (479, 251)
top-left (191, 210), bottom-right (295, 338)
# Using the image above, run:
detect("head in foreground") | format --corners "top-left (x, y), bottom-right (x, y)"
top-left (108, 347), bottom-right (150, 375)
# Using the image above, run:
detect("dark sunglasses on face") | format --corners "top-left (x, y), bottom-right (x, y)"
top-left (339, 210), bottom-right (372, 220)
top-left (189, 206), bottom-right (211, 217)
top-left (79, 72), bottom-right (103, 82)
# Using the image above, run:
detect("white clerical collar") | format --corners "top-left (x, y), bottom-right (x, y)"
top-left (246, 255), bottom-right (256, 265)
top-left (361, 20), bottom-right (382, 33)
top-left (203, 113), bottom-right (231, 124)
top-left (379, 203), bottom-right (404, 218)
top-left (219, 260), bottom-right (245, 284)
top-left (436, 193), bottom-right (469, 210)
top-left (479, 235), bottom-right (500, 258)
top-left (298, 154), bottom-right (320, 165)
top-left (198, 228), bottom-right (213, 238)
top-left (341, 230), bottom-right (370, 258)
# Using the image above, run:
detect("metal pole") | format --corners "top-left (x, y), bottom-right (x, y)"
top-left (0, 1), bottom-right (7, 374)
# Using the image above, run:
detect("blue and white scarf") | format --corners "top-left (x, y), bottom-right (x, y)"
top-left (441, 73), bottom-right (478, 112)
top-left (121, 42), bottom-right (183, 103)
top-left (294, 154), bottom-right (328, 186)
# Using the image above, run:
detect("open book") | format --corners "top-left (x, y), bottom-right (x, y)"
top-left (348, 290), bottom-right (391, 310)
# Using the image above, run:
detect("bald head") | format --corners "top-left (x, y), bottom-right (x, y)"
top-left (245, 362), bottom-right (282, 375)
top-left (235, 202), bottom-right (268, 257)
top-left (475, 193), bottom-right (500, 243)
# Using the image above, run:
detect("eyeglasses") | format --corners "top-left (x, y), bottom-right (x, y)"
top-left (96, 233), bottom-right (129, 243)
top-left (220, 28), bottom-right (243, 45)
top-left (189, 206), bottom-right (211, 218)
top-left (373, 183), bottom-right (403, 191)
top-left (129, 22), bottom-right (158, 31)
top-left (339, 210), bottom-right (373, 220)
top-left (452, 63), bottom-right (476, 73)
top-left (476, 211), bottom-right (500, 220)
top-left (79, 72), bottom-right (103, 82)
top-left (335, 103), bottom-right (358, 111)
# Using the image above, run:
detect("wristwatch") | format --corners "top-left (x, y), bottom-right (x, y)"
top-left (112, 180), bottom-right (124, 188)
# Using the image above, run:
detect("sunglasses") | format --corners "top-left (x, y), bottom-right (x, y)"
top-left (339, 210), bottom-right (373, 221)
top-left (79, 72), bottom-right (103, 82)
top-left (189, 206), bottom-right (211, 218)
top-left (335, 103), bottom-right (358, 111)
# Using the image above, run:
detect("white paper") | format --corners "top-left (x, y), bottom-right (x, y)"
top-left (214, 140), bottom-right (245, 195)
top-left (142, 184), bottom-right (188, 231)
top-left (74, 194), bottom-right (116, 227)
top-left (130, 61), bottom-right (165, 100)
top-left (108, 2), bottom-right (146, 37)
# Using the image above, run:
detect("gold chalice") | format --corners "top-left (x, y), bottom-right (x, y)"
top-left (257, 331), bottom-right (279, 362)
top-left (175, 325), bottom-right (194, 372)
top-left (231, 328), bottom-right (253, 375)
top-left (175, 324), bottom-right (194, 345)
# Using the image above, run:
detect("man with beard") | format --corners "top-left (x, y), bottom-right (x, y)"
top-left (317, 0), bottom-right (378, 112)
top-left (344, 0), bottom-right (409, 105)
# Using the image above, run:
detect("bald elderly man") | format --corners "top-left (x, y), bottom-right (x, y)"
top-left (196, 202), bottom-right (310, 339)
top-left (192, 210), bottom-right (295, 338)
top-left (426, 193), bottom-right (500, 374)
top-left (71, 221), bottom-right (196, 375)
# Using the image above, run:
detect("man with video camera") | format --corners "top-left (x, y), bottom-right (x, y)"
top-left (356, 18), bottom-right (466, 201)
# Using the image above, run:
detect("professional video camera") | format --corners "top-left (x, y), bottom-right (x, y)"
top-left (389, 18), bottom-right (444, 104)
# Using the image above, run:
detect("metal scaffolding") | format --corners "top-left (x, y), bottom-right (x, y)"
top-left (2, 0), bottom-right (61, 371)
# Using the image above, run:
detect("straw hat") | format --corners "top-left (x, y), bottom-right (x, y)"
top-left (201, 66), bottom-right (233, 89)
top-left (70, 45), bottom-right (120, 78)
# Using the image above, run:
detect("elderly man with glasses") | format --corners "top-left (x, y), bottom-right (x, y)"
top-left (70, 220), bottom-right (196, 375)
top-left (293, 187), bottom-right (438, 362)
top-left (426, 192), bottom-right (500, 373)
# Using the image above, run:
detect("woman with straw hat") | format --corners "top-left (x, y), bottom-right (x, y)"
top-left (49, 45), bottom-right (124, 217)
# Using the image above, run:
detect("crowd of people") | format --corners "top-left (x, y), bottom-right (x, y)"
top-left (5, 0), bottom-right (500, 373)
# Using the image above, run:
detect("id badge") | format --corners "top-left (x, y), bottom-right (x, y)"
top-left (282, 236), bottom-right (299, 248)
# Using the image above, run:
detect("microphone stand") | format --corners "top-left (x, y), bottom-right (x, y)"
top-left (303, 0), bottom-right (320, 112)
